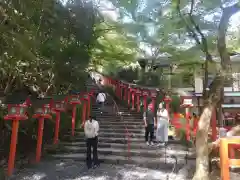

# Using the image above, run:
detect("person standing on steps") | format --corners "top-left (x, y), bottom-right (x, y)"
top-left (143, 103), bottom-right (156, 146)
top-left (156, 102), bottom-right (170, 146)
top-left (96, 91), bottom-right (106, 114)
top-left (84, 115), bottom-right (99, 169)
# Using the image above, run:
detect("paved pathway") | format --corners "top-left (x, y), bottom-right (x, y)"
top-left (8, 158), bottom-right (191, 180)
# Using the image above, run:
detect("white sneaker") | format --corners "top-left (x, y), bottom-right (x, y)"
top-left (146, 142), bottom-right (150, 146)
top-left (156, 142), bottom-right (165, 147)
top-left (150, 142), bottom-right (154, 146)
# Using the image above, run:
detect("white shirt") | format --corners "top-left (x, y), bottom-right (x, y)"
top-left (96, 93), bottom-right (106, 103)
top-left (157, 109), bottom-right (169, 122)
top-left (84, 119), bottom-right (99, 138)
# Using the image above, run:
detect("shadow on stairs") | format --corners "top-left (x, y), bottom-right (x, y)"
top-left (9, 97), bottom-right (195, 180)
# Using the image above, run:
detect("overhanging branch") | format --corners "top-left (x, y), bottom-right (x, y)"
top-left (176, 0), bottom-right (201, 46)
top-left (188, 0), bottom-right (213, 62)
top-left (217, 2), bottom-right (240, 69)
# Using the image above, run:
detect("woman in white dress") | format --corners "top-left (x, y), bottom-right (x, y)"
top-left (156, 102), bottom-right (169, 146)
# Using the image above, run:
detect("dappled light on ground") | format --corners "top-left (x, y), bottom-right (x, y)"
top-left (9, 159), bottom-right (181, 180)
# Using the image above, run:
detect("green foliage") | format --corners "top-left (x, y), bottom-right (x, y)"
top-left (170, 95), bottom-right (181, 113)
top-left (1, 0), bottom-right (99, 94)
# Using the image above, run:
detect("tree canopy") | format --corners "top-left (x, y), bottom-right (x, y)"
top-left (1, 0), bottom-right (99, 95)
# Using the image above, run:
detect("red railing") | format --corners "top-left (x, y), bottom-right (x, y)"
top-left (111, 96), bottom-right (131, 160)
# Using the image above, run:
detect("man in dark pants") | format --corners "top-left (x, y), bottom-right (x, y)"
top-left (143, 105), bottom-right (156, 146)
top-left (84, 115), bottom-right (99, 169)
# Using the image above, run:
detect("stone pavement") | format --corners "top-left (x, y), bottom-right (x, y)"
top-left (8, 159), bottom-right (191, 180)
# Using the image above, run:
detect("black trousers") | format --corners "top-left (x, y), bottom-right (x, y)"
top-left (86, 136), bottom-right (98, 168)
top-left (145, 124), bottom-right (154, 142)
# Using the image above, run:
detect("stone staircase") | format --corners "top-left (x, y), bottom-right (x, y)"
top-left (46, 95), bottom-right (192, 171)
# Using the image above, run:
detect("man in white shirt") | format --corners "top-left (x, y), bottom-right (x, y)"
top-left (96, 91), bottom-right (106, 113)
top-left (84, 115), bottom-right (99, 169)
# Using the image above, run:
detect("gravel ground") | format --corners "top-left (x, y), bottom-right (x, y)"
top-left (7, 159), bottom-right (191, 180)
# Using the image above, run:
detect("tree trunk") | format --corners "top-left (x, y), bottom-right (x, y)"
top-left (192, 104), bottom-right (213, 180)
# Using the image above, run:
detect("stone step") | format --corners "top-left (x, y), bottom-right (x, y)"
top-left (96, 124), bottom-right (144, 129)
top-left (48, 153), bottom-right (183, 170)
top-left (47, 144), bottom-right (193, 159)
top-left (64, 132), bottom-right (144, 139)
top-left (96, 121), bottom-right (143, 125)
top-left (61, 136), bottom-right (179, 145)
top-left (60, 141), bottom-right (188, 151)
top-left (71, 128), bottom-right (144, 134)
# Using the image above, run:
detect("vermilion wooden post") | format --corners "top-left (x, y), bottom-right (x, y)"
top-left (71, 106), bottom-right (77, 136)
top-left (124, 85), bottom-right (128, 101)
top-left (185, 107), bottom-right (190, 141)
top-left (131, 89), bottom-right (135, 110)
top-left (81, 97), bottom-right (88, 127)
top-left (87, 93), bottom-right (91, 118)
top-left (8, 120), bottom-right (19, 176)
top-left (136, 89), bottom-right (141, 112)
top-left (150, 91), bottom-right (157, 114)
top-left (119, 84), bottom-right (123, 100)
top-left (4, 104), bottom-right (28, 176)
top-left (34, 108), bottom-right (52, 163)
top-left (53, 111), bottom-right (61, 144)
top-left (51, 97), bottom-right (67, 144)
top-left (36, 117), bottom-right (44, 162)
top-left (128, 88), bottom-right (131, 105)
top-left (220, 138), bottom-right (230, 180)
top-left (211, 108), bottom-right (217, 141)
top-left (143, 92), bottom-right (148, 111)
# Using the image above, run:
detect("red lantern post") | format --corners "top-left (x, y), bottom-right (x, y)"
top-left (136, 89), bottom-right (141, 112)
top-left (142, 90), bottom-right (148, 111)
top-left (32, 98), bottom-right (52, 163)
top-left (124, 84), bottom-right (128, 101)
top-left (128, 87), bottom-right (131, 105)
top-left (131, 88), bottom-right (136, 110)
top-left (87, 91), bottom-right (94, 118)
top-left (150, 90), bottom-right (157, 113)
top-left (51, 96), bottom-right (67, 144)
top-left (81, 94), bottom-right (89, 127)
top-left (180, 96), bottom-right (194, 141)
top-left (68, 94), bottom-right (81, 136)
top-left (119, 83), bottom-right (124, 100)
top-left (4, 102), bottom-right (28, 176)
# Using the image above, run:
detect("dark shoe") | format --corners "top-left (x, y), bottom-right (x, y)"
top-left (92, 164), bottom-right (100, 169)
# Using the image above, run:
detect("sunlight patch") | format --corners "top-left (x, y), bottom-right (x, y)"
top-left (118, 168), bottom-right (170, 179)
top-left (21, 172), bottom-right (47, 180)
top-left (69, 176), bottom-right (110, 180)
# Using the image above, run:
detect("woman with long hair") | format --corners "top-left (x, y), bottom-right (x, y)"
top-left (156, 102), bottom-right (169, 146)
